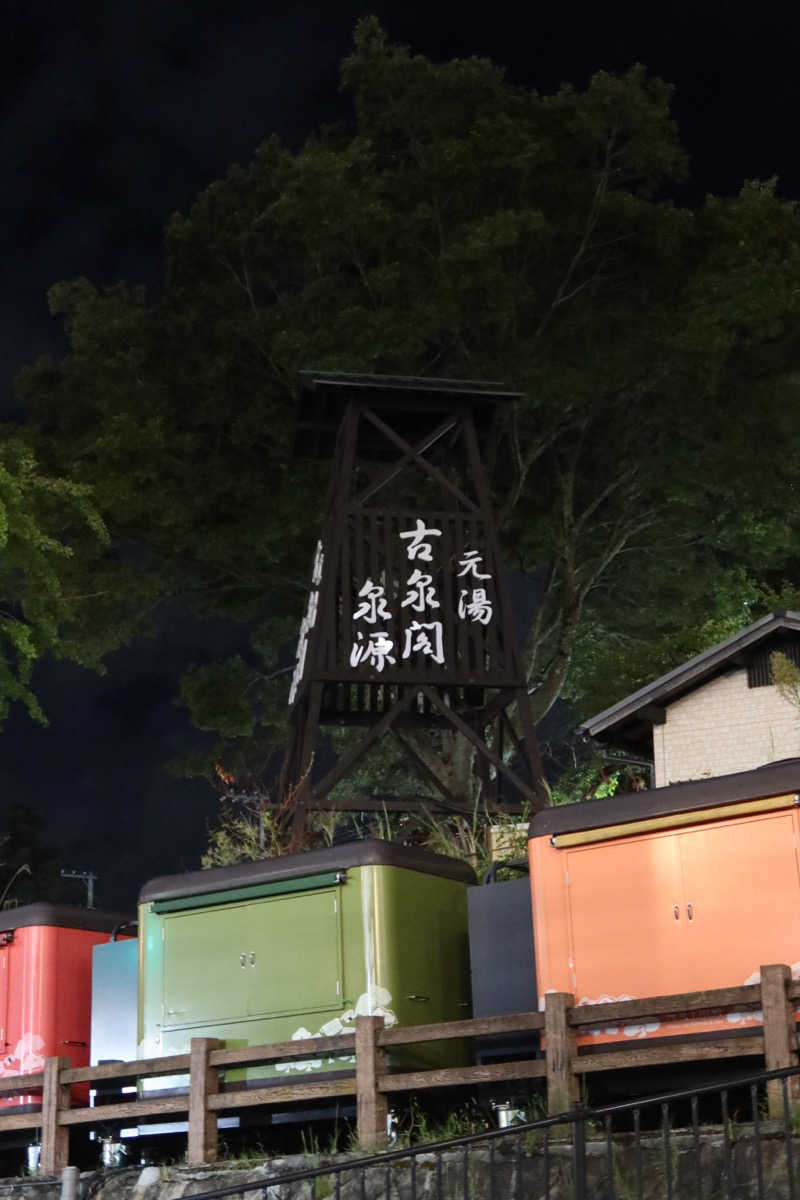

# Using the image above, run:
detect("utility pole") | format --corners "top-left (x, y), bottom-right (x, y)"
top-left (60, 869), bottom-right (97, 909)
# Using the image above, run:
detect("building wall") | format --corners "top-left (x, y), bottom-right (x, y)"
top-left (652, 668), bottom-right (800, 786)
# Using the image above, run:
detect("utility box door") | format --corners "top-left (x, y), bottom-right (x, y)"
top-left (163, 889), bottom-right (342, 1029)
top-left (566, 832), bottom-right (684, 1004)
top-left (245, 889), bottom-right (342, 1019)
top-left (677, 811), bottom-right (800, 987)
top-left (91, 939), bottom-right (138, 1064)
top-left (565, 809), bottom-right (800, 1007)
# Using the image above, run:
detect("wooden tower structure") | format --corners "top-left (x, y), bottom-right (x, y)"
top-left (281, 372), bottom-right (547, 819)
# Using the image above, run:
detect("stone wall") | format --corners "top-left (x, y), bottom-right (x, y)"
top-left (4, 1130), bottom-right (800, 1200)
top-left (653, 668), bottom-right (800, 786)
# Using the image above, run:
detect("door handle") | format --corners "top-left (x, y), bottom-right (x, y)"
top-left (673, 905), bottom-right (680, 920)
top-left (687, 903), bottom-right (694, 921)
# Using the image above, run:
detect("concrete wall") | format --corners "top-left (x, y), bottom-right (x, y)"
top-left (653, 667), bottom-right (800, 786)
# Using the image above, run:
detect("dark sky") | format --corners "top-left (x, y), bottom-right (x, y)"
top-left (2, 0), bottom-right (799, 909)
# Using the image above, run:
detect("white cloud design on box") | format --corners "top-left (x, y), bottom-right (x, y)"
top-left (276, 987), bottom-right (399, 1073)
top-left (726, 962), bottom-right (800, 1026)
top-left (0, 1033), bottom-right (45, 1076)
top-left (575, 995), bottom-right (660, 1039)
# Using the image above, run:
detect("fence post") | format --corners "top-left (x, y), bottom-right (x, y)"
top-left (545, 992), bottom-right (578, 1115)
top-left (760, 964), bottom-right (799, 1119)
top-left (356, 1015), bottom-right (387, 1149)
top-left (40, 1056), bottom-right (71, 1175)
top-left (187, 1037), bottom-right (220, 1164)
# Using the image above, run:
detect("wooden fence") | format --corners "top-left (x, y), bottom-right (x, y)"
top-left (2, 963), bottom-right (799, 1176)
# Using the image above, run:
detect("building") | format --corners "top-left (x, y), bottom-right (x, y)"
top-left (578, 611), bottom-right (800, 786)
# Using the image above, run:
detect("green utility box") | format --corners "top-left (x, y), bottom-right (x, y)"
top-left (138, 840), bottom-right (474, 1089)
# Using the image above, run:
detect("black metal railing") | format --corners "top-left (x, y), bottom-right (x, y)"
top-left (178, 1064), bottom-right (800, 1200)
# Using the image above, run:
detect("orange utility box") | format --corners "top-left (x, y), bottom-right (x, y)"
top-left (528, 759), bottom-right (800, 1045)
top-left (0, 903), bottom-right (131, 1108)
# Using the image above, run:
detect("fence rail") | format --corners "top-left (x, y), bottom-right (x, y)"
top-left (1, 962), bottom-right (797, 1175)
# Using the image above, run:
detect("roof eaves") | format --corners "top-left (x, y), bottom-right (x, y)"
top-left (579, 611), bottom-right (800, 739)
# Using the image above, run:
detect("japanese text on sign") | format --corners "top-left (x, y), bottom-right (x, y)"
top-left (348, 521), bottom-right (494, 673)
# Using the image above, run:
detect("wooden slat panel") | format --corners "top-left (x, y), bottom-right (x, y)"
top-left (60, 1095), bottom-right (191, 1126)
top-left (62, 1055), bottom-right (191, 1084)
top-left (574, 1035), bottom-right (764, 1075)
top-left (380, 1059), bottom-right (546, 1094)
top-left (379, 1011), bottom-right (544, 1045)
top-left (570, 985), bottom-right (761, 1026)
top-left (210, 1079), bottom-right (356, 1110)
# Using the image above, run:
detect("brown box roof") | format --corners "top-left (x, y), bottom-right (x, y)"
top-left (529, 757), bottom-right (800, 839)
top-left (139, 838), bottom-right (475, 904)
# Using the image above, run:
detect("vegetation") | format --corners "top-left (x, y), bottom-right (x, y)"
top-left (770, 651), bottom-right (800, 713)
top-left (12, 19), bottom-right (800, 836)
top-left (0, 442), bottom-right (107, 725)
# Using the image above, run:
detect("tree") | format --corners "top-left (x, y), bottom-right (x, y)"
top-left (16, 20), bottom-right (800, 816)
top-left (0, 804), bottom-right (64, 905)
top-left (0, 438), bottom-right (109, 724)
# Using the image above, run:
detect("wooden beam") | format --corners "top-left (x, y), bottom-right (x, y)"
top-left (380, 1011), bottom-right (544, 1045)
top-left (761, 964), bottom-right (799, 1118)
top-left (361, 408), bottom-right (478, 511)
top-left (62, 1054), bottom-right (190, 1084)
top-left (311, 690), bottom-right (417, 800)
top-left (60, 1094), bottom-right (193, 1126)
top-left (187, 1038), bottom-right (219, 1165)
top-left (0, 1072), bottom-right (44, 1093)
top-left (0, 1112), bottom-right (43, 1132)
top-left (545, 993), bottom-right (578, 1114)
top-left (210, 1079), bottom-right (356, 1110)
top-left (40, 1057), bottom-right (71, 1176)
top-left (354, 415), bottom-right (460, 505)
top-left (391, 730), bottom-right (463, 808)
top-left (420, 686), bottom-right (537, 801)
top-left (575, 1035), bottom-right (764, 1074)
top-left (210, 1035), bottom-right (355, 1067)
top-left (355, 1016), bottom-right (387, 1150)
top-left (380, 1059), bottom-right (546, 1093)
top-left (570, 983), bottom-right (761, 1025)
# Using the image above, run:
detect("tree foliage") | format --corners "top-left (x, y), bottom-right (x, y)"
top-left (0, 439), bottom-right (108, 723)
top-left (16, 19), bottom-right (800, 807)
top-left (770, 651), bottom-right (800, 714)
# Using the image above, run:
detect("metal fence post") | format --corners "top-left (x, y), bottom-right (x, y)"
top-left (572, 1102), bottom-right (586, 1200)
top-left (545, 992), bottom-right (578, 1115)
top-left (187, 1037), bottom-right (220, 1164)
top-left (760, 964), bottom-right (798, 1119)
top-left (60, 1165), bottom-right (79, 1200)
top-left (355, 1015), bottom-right (387, 1150)
top-left (41, 1056), bottom-right (71, 1175)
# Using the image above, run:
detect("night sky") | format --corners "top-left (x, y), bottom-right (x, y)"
top-left (2, 0), bottom-right (799, 910)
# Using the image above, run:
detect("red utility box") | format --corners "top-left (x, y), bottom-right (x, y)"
top-left (0, 904), bottom-right (131, 1108)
